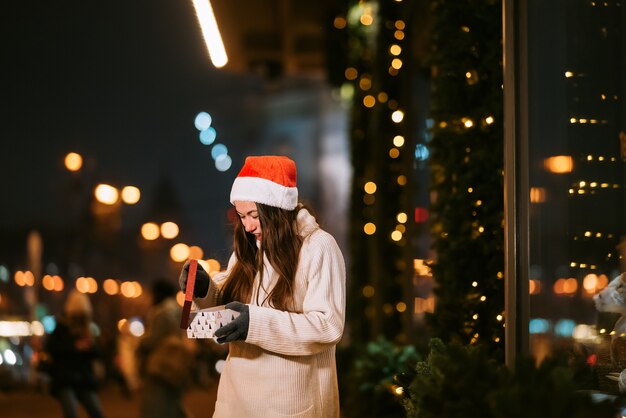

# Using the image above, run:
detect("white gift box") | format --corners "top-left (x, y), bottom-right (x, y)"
top-left (186, 305), bottom-right (240, 340)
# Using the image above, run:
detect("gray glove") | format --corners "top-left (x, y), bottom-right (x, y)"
top-left (215, 302), bottom-right (249, 343)
top-left (178, 260), bottom-right (210, 298)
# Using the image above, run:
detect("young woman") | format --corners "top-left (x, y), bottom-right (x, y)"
top-left (179, 155), bottom-right (346, 418)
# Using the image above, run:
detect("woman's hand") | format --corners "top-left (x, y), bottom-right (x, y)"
top-left (215, 302), bottom-right (249, 343)
top-left (178, 260), bottom-right (210, 298)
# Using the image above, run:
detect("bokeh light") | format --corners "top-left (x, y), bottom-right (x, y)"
top-left (544, 155), bottom-right (573, 173)
top-left (94, 184), bottom-right (119, 205)
top-left (415, 144), bottom-right (430, 161)
top-left (141, 223), bottom-right (160, 240)
top-left (215, 154), bottom-right (232, 171)
top-left (393, 135), bottom-right (405, 147)
top-left (170, 243), bottom-right (190, 262)
top-left (64, 152), bottom-right (83, 172)
top-left (120, 281), bottom-right (142, 298)
top-left (128, 318), bottom-right (145, 337)
top-left (188, 245), bottom-right (204, 260)
top-left (199, 127), bottom-right (217, 145)
top-left (121, 186), bottom-right (141, 204)
top-left (194, 112), bottom-right (212, 131)
top-left (364, 182), bottom-right (377, 194)
top-left (391, 110), bottom-right (404, 123)
top-left (207, 259), bottom-right (221, 272)
top-left (103, 279), bottom-right (119, 295)
top-left (76, 277), bottom-right (97, 294)
top-left (42, 315), bottom-right (56, 333)
top-left (364, 223), bottom-right (376, 235)
top-left (160, 222), bottom-right (179, 239)
top-left (211, 143), bottom-right (228, 160)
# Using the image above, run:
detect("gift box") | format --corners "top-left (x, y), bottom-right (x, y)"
top-left (186, 305), bottom-right (240, 339)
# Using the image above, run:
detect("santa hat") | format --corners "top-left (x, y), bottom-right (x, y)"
top-left (230, 156), bottom-right (298, 210)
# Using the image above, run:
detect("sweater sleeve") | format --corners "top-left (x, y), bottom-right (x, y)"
top-left (245, 231), bottom-right (346, 356)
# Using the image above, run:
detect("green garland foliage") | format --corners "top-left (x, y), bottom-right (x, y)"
top-left (342, 335), bottom-right (421, 418)
top-left (425, 0), bottom-right (505, 356)
top-left (403, 339), bottom-right (619, 418)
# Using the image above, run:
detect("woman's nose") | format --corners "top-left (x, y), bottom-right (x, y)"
top-left (243, 219), bottom-right (255, 232)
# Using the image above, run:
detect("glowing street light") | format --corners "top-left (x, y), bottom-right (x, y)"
top-left (192, 0), bottom-right (228, 68)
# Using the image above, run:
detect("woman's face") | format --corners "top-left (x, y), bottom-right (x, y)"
top-left (234, 201), bottom-right (261, 241)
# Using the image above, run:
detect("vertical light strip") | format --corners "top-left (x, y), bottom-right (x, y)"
top-left (192, 0), bottom-right (228, 68)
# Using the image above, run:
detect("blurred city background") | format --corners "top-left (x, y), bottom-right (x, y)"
top-left (1, 0), bottom-right (625, 417)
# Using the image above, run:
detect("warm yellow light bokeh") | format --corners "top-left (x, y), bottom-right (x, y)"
top-left (333, 16), bottom-right (347, 29)
top-left (544, 155), bottom-right (573, 173)
top-left (160, 222), bottom-right (179, 239)
top-left (42, 275), bottom-right (55, 291)
top-left (23, 271), bottom-right (34, 286)
top-left (64, 152), bottom-right (83, 172)
top-left (391, 110), bottom-right (404, 123)
top-left (364, 181), bottom-right (377, 194)
top-left (94, 184), bottom-right (119, 205)
top-left (103, 279), bottom-right (119, 295)
top-left (141, 223), bottom-right (160, 240)
top-left (170, 243), bottom-right (190, 262)
top-left (362, 285), bottom-right (375, 297)
top-left (76, 277), bottom-right (90, 293)
top-left (530, 187), bottom-right (546, 203)
top-left (345, 67), bottom-right (358, 80)
top-left (188, 246), bottom-right (204, 260)
top-left (121, 186), bottom-right (141, 204)
top-left (207, 259), bottom-right (221, 272)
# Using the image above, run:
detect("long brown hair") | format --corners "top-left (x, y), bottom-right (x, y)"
top-left (221, 203), bottom-right (304, 311)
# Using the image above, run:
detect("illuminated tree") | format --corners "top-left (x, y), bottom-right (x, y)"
top-left (425, 0), bottom-right (505, 357)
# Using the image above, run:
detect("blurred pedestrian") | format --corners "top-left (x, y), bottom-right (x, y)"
top-left (45, 289), bottom-right (105, 418)
top-left (137, 279), bottom-right (192, 418)
top-left (115, 319), bottom-right (141, 395)
top-left (179, 155), bottom-right (346, 418)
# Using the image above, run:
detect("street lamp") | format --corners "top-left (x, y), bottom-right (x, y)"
top-left (191, 0), bottom-right (228, 68)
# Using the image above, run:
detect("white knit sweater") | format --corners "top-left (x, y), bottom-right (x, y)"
top-left (195, 208), bottom-right (346, 418)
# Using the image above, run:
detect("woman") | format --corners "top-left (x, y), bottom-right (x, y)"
top-left (179, 155), bottom-right (346, 418)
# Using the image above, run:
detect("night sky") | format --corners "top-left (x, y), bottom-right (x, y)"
top-left (1, 1), bottom-right (269, 254)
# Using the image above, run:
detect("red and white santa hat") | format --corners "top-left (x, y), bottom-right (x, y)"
top-left (230, 156), bottom-right (298, 210)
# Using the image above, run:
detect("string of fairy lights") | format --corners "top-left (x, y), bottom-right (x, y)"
top-left (336, 0), bottom-right (421, 341)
